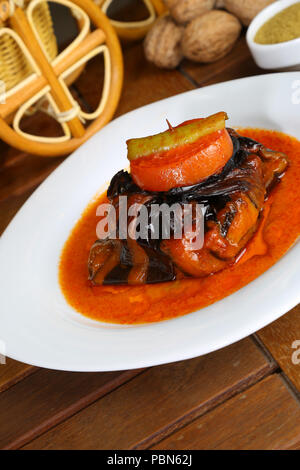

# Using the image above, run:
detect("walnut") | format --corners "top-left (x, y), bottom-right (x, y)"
top-left (165, 0), bottom-right (215, 24)
top-left (224, 0), bottom-right (276, 26)
top-left (144, 15), bottom-right (184, 69)
top-left (181, 10), bottom-right (241, 63)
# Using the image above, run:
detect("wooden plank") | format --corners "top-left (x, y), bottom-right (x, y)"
top-left (0, 120), bottom-right (64, 205)
top-left (153, 374), bottom-right (300, 450)
top-left (199, 53), bottom-right (266, 88)
top-left (116, 43), bottom-right (195, 117)
top-left (258, 305), bottom-right (300, 392)
top-left (0, 359), bottom-right (36, 394)
top-left (0, 368), bottom-right (142, 450)
top-left (181, 36), bottom-right (264, 87)
top-left (0, 186), bottom-right (40, 235)
top-left (22, 338), bottom-right (276, 450)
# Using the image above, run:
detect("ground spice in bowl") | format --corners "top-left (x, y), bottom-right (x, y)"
top-left (255, 2), bottom-right (300, 44)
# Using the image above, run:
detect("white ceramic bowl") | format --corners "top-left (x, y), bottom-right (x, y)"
top-left (247, 0), bottom-right (300, 70)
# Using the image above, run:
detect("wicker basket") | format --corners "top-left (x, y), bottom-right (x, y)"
top-left (0, 0), bottom-right (124, 156)
top-left (0, 1), bottom-right (57, 91)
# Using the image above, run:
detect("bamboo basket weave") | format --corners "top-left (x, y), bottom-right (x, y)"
top-left (98, 0), bottom-right (167, 41)
top-left (0, 0), bottom-right (124, 156)
top-left (0, 1), bottom-right (57, 91)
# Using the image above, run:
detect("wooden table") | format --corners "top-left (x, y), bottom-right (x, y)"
top-left (1, 36), bottom-right (300, 451)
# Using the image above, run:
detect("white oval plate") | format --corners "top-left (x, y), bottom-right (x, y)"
top-left (1, 73), bottom-right (300, 371)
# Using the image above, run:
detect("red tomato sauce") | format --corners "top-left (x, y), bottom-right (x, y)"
top-left (59, 129), bottom-right (300, 324)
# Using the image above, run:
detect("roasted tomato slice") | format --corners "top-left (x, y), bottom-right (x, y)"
top-left (130, 128), bottom-right (233, 192)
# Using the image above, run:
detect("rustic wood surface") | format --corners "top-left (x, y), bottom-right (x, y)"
top-left (153, 375), bottom-right (300, 450)
top-left (21, 339), bottom-right (275, 450)
top-left (0, 32), bottom-right (299, 450)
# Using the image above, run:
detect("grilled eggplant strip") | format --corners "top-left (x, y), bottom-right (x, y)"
top-left (88, 239), bottom-right (122, 285)
top-left (127, 238), bottom-right (149, 285)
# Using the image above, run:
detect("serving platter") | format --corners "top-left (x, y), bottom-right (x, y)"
top-left (0, 72), bottom-right (299, 372)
